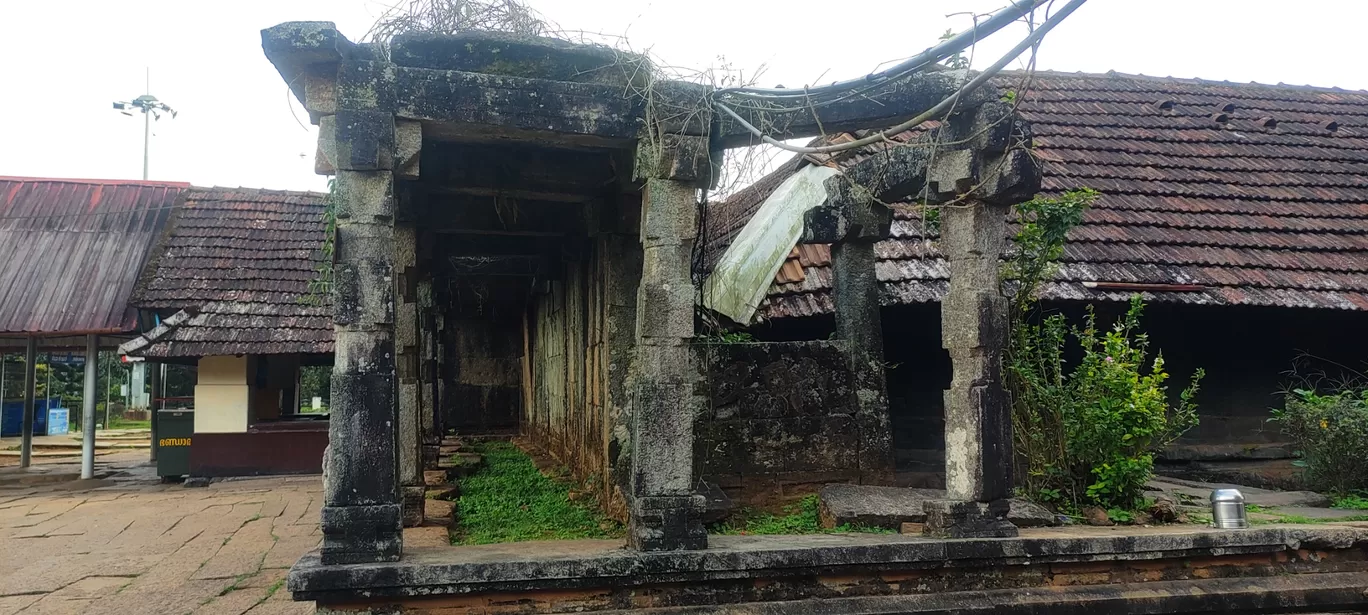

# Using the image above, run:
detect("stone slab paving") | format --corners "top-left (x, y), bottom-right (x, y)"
top-left (0, 452), bottom-right (319, 615)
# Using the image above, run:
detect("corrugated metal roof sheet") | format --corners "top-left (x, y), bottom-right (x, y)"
top-left (704, 71), bottom-right (1368, 321)
top-left (0, 176), bottom-right (186, 335)
top-left (125, 186), bottom-right (332, 357)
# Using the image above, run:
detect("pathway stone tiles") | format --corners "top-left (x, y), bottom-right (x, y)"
top-left (0, 454), bottom-right (319, 615)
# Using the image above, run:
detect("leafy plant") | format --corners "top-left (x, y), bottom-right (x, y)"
top-left (703, 331), bottom-right (756, 344)
top-left (1271, 388), bottom-right (1368, 494)
top-left (1106, 507), bottom-right (1134, 524)
top-left (302, 177), bottom-right (337, 307)
top-left (1003, 188), bottom-right (1204, 512)
top-left (1333, 494), bottom-right (1368, 510)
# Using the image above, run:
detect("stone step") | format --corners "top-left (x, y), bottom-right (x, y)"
top-left (1146, 476), bottom-right (1330, 508)
top-left (817, 484), bottom-right (1060, 530)
top-left (423, 496), bottom-right (456, 527)
top-left (439, 453), bottom-right (484, 481)
top-left (423, 469), bottom-right (448, 487)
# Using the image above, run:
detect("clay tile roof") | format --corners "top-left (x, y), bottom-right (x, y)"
top-left (704, 71), bottom-right (1368, 321)
top-left (124, 186), bottom-right (332, 357)
top-left (0, 176), bottom-right (187, 335)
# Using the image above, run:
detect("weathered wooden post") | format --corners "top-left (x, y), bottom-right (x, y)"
top-left (147, 360), bottom-right (160, 462)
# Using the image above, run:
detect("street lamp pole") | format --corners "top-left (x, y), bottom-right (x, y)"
top-left (113, 68), bottom-right (176, 181)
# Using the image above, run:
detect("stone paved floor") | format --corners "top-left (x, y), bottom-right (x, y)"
top-left (0, 452), bottom-right (319, 615)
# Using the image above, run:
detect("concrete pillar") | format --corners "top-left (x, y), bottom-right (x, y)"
top-left (830, 239), bottom-right (896, 485)
top-left (395, 224), bottom-right (425, 527)
top-left (148, 360), bottom-right (161, 463)
top-left (924, 199), bottom-right (1018, 539)
top-left (320, 97), bottom-right (403, 563)
top-left (19, 336), bottom-right (36, 468)
top-left (627, 176), bottom-right (706, 551)
top-left (81, 335), bottom-right (98, 479)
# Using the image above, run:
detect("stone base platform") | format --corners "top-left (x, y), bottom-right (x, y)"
top-left (290, 525), bottom-right (1368, 613)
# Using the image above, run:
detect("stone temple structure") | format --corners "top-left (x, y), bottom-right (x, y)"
top-left (262, 21), bottom-right (1368, 615)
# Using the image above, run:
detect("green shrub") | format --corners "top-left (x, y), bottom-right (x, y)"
top-left (1271, 389), bottom-right (1368, 494)
top-left (1010, 297), bottom-right (1203, 512)
top-left (1003, 188), bottom-right (1203, 513)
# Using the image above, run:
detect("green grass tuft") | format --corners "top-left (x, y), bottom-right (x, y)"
top-left (1332, 494), bottom-right (1368, 510)
top-left (451, 442), bottom-right (622, 545)
top-left (709, 495), bottom-right (894, 536)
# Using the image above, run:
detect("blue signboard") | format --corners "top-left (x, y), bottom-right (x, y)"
top-left (0, 398), bottom-right (59, 437)
top-left (46, 408), bottom-right (69, 436)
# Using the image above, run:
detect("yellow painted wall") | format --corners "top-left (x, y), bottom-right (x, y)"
top-left (195, 356), bottom-right (250, 433)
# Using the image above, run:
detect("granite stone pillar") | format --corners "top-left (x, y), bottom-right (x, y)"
top-left (418, 279), bottom-right (440, 469)
top-left (922, 199), bottom-right (1019, 538)
top-left (830, 234), bottom-right (895, 486)
top-left (395, 223), bottom-right (425, 527)
top-left (918, 102), bottom-right (1041, 539)
top-left (804, 172), bottom-right (897, 486)
top-left (604, 231), bottom-right (642, 521)
top-left (321, 88), bottom-right (403, 563)
top-left (626, 162), bottom-right (707, 551)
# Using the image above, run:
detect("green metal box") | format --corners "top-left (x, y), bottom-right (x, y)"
top-left (156, 409), bottom-right (194, 477)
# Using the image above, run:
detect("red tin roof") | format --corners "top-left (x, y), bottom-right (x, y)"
top-left (0, 176), bottom-right (186, 335)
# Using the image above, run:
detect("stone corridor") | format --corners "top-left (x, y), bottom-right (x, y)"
top-left (0, 452), bottom-right (319, 615)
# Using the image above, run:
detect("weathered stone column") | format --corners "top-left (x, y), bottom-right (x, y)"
top-left (604, 226), bottom-right (642, 521)
top-left (822, 181), bottom-right (896, 485)
top-left (418, 279), bottom-right (440, 469)
top-left (395, 223), bottom-right (425, 527)
top-left (920, 102), bottom-right (1041, 539)
top-left (320, 64), bottom-right (404, 562)
top-left (627, 135), bottom-right (710, 551)
top-left (802, 173), bottom-right (897, 486)
top-left (923, 198), bottom-right (1018, 538)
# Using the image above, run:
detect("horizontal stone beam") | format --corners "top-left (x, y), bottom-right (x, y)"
top-left (338, 60), bottom-right (644, 143)
top-left (389, 31), bottom-right (649, 89)
top-left (713, 70), bottom-right (995, 149)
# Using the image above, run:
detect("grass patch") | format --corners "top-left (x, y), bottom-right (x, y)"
top-left (109, 418), bottom-right (151, 430)
top-left (1332, 494), bottom-right (1368, 510)
top-left (709, 495), bottom-right (895, 536)
top-left (452, 441), bottom-right (622, 545)
top-left (1247, 503), bottom-right (1368, 525)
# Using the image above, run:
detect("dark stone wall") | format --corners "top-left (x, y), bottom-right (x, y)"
top-left (696, 341), bottom-right (864, 504)
top-left (435, 274), bottom-right (530, 436)
top-left (879, 301), bottom-right (1368, 481)
top-left (522, 235), bottom-right (638, 521)
top-left (750, 301), bottom-right (1368, 484)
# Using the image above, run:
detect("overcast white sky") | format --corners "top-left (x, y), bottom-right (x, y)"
top-left (2, 1), bottom-right (1364, 192)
